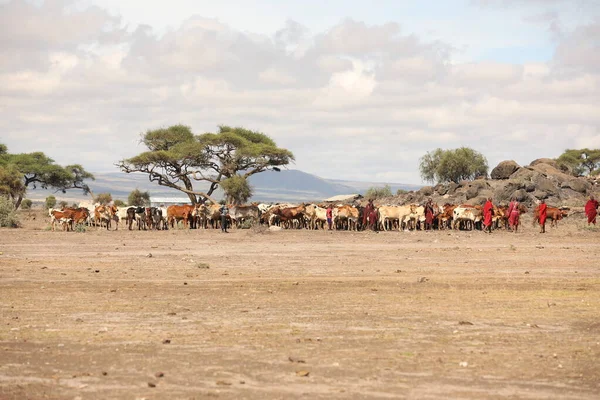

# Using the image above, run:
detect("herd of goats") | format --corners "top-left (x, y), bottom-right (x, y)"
top-left (47, 200), bottom-right (569, 232)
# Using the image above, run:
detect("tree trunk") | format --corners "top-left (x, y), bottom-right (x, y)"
top-left (14, 194), bottom-right (23, 210)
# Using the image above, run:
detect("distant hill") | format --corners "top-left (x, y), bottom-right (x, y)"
top-left (22, 169), bottom-right (420, 204)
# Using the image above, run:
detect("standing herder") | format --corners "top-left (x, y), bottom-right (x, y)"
top-left (538, 199), bottom-right (547, 233)
top-left (584, 195), bottom-right (599, 226)
top-left (507, 198), bottom-right (520, 233)
top-left (326, 204), bottom-right (333, 231)
top-left (483, 197), bottom-right (494, 233)
top-left (363, 199), bottom-right (374, 231)
top-left (220, 203), bottom-right (230, 233)
top-left (424, 198), bottom-right (434, 231)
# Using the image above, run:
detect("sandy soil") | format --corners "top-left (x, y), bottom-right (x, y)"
top-left (1, 209), bottom-right (599, 399)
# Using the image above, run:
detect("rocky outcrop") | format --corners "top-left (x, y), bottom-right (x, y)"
top-left (491, 160), bottom-right (520, 180)
top-left (375, 157), bottom-right (599, 208)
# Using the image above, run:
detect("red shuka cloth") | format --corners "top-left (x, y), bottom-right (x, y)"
top-left (538, 203), bottom-right (547, 225)
top-left (483, 200), bottom-right (493, 227)
top-left (585, 199), bottom-right (598, 223)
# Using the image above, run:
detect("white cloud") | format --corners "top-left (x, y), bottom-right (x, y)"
top-left (0, 0), bottom-right (599, 184)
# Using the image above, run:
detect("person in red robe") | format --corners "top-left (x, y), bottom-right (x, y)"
top-left (483, 197), bottom-right (494, 233)
top-left (424, 198), bottom-right (434, 230)
top-left (585, 195), bottom-right (599, 225)
top-left (538, 199), bottom-right (547, 233)
top-left (507, 199), bottom-right (520, 233)
top-left (363, 199), bottom-right (374, 230)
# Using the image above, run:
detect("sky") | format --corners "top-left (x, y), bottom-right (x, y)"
top-left (1, 0), bottom-right (599, 185)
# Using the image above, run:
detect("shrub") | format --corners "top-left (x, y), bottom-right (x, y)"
top-left (114, 199), bottom-right (126, 207)
top-left (0, 196), bottom-right (20, 227)
top-left (59, 200), bottom-right (68, 208)
top-left (127, 189), bottom-right (150, 207)
top-left (396, 189), bottom-right (408, 195)
top-left (95, 193), bottom-right (113, 205)
top-left (74, 223), bottom-right (87, 233)
top-left (364, 185), bottom-right (392, 200)
top-left (45, 195), bottom-right (56, 209)
top-left (240, 219), bottom-right (254, 229)
top-left (21, 199), bottom-right (32, 209)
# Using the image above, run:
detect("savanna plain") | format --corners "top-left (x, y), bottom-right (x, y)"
top-left (1, 209), bottom-right (599, 399)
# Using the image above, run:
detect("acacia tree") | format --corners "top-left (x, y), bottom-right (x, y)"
top-left (116, 125), bottom-right (294, 204)
top-left (0, 144), bottom-right (94, 209)
top-left (557, 149), bottom-right (600, 176)
top-left (420, 147), bottom-right (488, 184)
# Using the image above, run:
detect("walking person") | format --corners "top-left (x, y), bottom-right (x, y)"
top-left (538, 199), bottom-right (547, 233)
top-left (483, 197), bottom-right (494, 233)
top-left (584, 195), bottom-right (599, 226)
top-left (220, 203), bottom-right (230, 233)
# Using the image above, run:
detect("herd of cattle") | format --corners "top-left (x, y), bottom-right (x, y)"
top-left (47, 201), bottom-right (569, 232)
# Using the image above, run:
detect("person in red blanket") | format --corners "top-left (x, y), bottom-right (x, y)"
top-left (483, 197), bottom-right (494, 233)
top-left (326, 204), bottom-right (333, 230)
top-left (507, 198), bottom-right (520, 233)
top-left (585, 195), bottom-right (599, 225)
top-left (538, 199), bottom-right (547, 233)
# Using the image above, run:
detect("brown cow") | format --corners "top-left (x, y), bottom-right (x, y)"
top-left (272, 204), bottom-right (306, 229)
top-left (61, 207), bottom-right (90, 230)
top-left (167, 204), bottom-right (195, 229)
top-left (334, 205), bottom-right (360, 231)
top-left (533, 205), bottom-right (567, 228)
top-left (94, 205), bottom-right (117, 230)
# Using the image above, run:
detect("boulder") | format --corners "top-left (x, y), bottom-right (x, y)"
top-left (561, 179), bottom-right (590, 194)
top-left (513, 189), bottom-right (529, 202)
top-left (447, 182), bottom-right (460, 195)
top-left (491, 160), bottom-right (521, 180)
top-left (434, 183), bottom-right (448, 195)
top-left (529, 158), bottom-right (559, 169)
top-left (532, 175), bottom-right (559, 196)
top-left (493, 180), bottom-right (526, 203)
top-left (530, 163), bottom-right (571, 183)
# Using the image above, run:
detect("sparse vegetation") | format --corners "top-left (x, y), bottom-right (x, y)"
top-left (364, 185), bottom-right (392, 199)
top-left (557, 148), bottom-right (600, 176)
top-left (20, 199), bottom-right (32, 210)
top-left (419, 147), bottom-right (488, 183)
top-left (396, 189), bottom-right (408, 195)
top-left (221, 175), bottom-right (253, 205)
top-left (114, 199), bottom-right (126, 207)
top-left (127, 189), bottom-right (150, 207)
top-left (0, 195), bottom-right (20, 227)
top-left (59, 200), bottom-right (68, 208)
top-left (45, 195), bottom-right (56, 209)
top-left (95, 193), bottom-right (113, 205)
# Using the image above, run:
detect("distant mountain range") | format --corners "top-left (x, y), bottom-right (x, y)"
top-left (24, 170), bottom-right (421, 203)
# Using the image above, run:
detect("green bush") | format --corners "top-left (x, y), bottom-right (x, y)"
top-left (114, 199), bottom-right (126, 207)
top-left (45, 195), bottom-right (56, 209)
top-left (364, 185), bottom-right (392, 199)
top-left (21, 199), bottom-right (33, 209)
top-left (59, 200), bottom-right (68, 208)
top-left (74, 223), bottom-right (87, 233)
top-left (240, 219), bottom-right (254, 229)
top-left (0, 196), bottom-right (20, 227)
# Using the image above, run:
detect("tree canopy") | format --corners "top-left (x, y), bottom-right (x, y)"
top-left (116, 125), bottom-right (294, 204)
top-left (419, 147), bottom-right (488, 184)
top-left (221, 175), bottom-right (254, 205)
top-left (0, 144), bottom-right (94, 209)
top-left (557, 149), bottom-right (600, 176)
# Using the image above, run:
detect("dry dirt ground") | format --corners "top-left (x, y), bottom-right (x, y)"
top-left (1, 209), bottom-right (600, 400)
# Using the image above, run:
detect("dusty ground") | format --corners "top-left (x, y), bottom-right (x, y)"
top-left (1, 209), bottom-right (600, 400)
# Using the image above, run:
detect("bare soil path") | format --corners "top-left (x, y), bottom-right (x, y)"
top-left (1, 211), bottom-right (599, 399)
